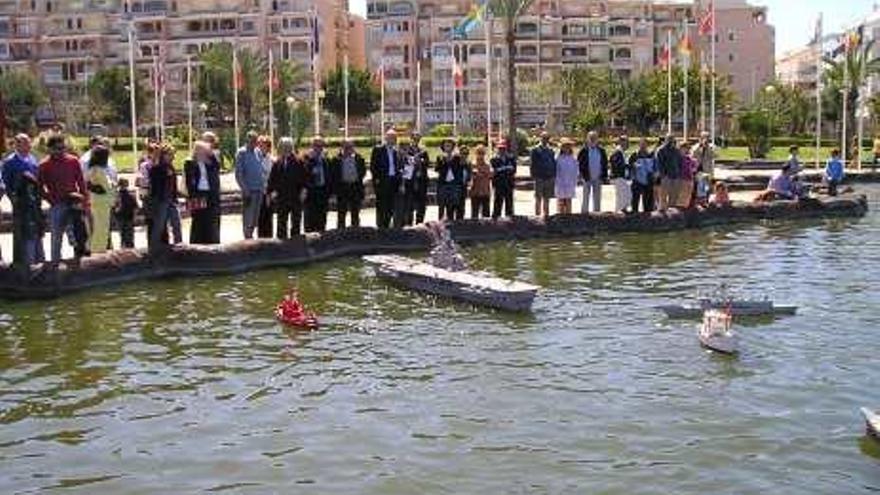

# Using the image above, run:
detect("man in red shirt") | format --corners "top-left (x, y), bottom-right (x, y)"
top-left (38, 134), bottom-right (90, 262)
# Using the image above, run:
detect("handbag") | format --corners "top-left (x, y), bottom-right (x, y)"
top-left (187, 196), bottom-right (208, 211)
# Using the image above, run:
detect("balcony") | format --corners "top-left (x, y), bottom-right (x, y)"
top-left (381, 54), bottom-right (406, 66)
top-left (385, 78), bottom-right (413, 91)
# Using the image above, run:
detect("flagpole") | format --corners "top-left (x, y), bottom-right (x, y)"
top-left (152, 55), bottom-right (159, 140)
top-left (158, 50), bottom-right (165, 141)
top-left (710, 0), bottom-right (717, 146)
top-left (700, 52), bottom-right (706, 132)
top-left (380, 61), bottom-right (385, 133)
top-left (128, 24), bottom-right (138, 160)
top-left (268, 46), bottom-right (275, 146)
top-left (667, 29), bottom-right (673, 135)
top-left (416, 59), bottom-right (422, 133)
top-left (233, 41), bottom-right (240, 149)
top-left (343, 53), bottom-right (350, 140)
top-left (311, 9), bottom-right (320, 136)
top-left (842, 40), bottom-right (849, 165)
top-left (683, 22), bottom-right (689, 142)
top-left (186, 54), bottom-right (193, 150)
top-left (815, 14), bottom-right (823, 170)
top-left (485, 10), bottom-right (492, 145)
top-left (452, 43), bottom-right (458, 137)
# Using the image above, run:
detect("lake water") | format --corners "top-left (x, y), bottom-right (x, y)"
top-left (2, 190), bottom-right (879, 494)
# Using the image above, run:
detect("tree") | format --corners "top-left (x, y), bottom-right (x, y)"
top-left (489, 0), bottom-right (536, 152)
top-left (0, 69), bottom-right (47, 134)
top-left (823, 38), bottom-right (880, 156)
top-left (87, 66), bottom-right (147, 127)
top-left (738, 106), bottom-right (773, 159)
top-left (755, 82), bottom-right (812, 137)
top-left (198, 43), bottom-right (305, 134)
top-left (561, 68), bottom-right (633, 134)
top-left (322, 66), bottom-right (380, 120)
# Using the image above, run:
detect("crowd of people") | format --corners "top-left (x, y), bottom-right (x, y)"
top-left (525, 130), bottom-right (727, 218)
top-left (0, 126), bottom-right (852, 268)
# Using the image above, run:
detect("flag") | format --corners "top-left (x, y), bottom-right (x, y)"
top-left (372, 64), bottom-right (384, 86)
top-left (453, 60), bottom-right (464, 88)
top-left (679, 34), bottom-right (693, 58)
top-left (659, 43), bottom-right (671, 70)
top-left (453, 1), bottom-right (487, 39)
top-left (232, 48), bottom-right (243, 90)
top-left (312, 16), bottom-right (320, 56)
top-left (269, 68), bottom-right (280, 90)
top-left (698, 1), bottom-right (714, 36)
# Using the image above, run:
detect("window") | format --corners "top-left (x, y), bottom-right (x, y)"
top-left (728, 30), bottom-right (735, 42)
top-left (77, 18), bottom-right (82, 29)
top-left (728, 53), bottom-right (734, 62)
top-left (242, 20), bottom-right (255, 32)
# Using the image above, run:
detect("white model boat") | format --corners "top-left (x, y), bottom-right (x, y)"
top-left (861, 407), bottom-right (880, 439)
top-left (699, 309), bottom-right (738, 354)
top-left (659, 299), bottom-right (798, 319)
top-left (363, 254), bottom-right (538, 312)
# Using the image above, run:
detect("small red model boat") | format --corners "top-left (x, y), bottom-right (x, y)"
top-left (275, 290), bottom-right (319, 329)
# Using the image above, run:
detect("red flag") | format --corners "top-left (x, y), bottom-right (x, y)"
top-left (659, 43), bottom-right (671, 70)
top-left (269, 68), bottom-right (280, 90)
top-left (453, 61), bottom-right (464, 89)
top-left (698, 2), bottom-right (714, 36)
top-left (233, 50), bottom-right (244, 90)
top-left (372, 65), bottom-right (384, 85)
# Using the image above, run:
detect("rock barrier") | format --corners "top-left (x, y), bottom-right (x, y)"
top-left (0, 194), bottom-right (868, 300)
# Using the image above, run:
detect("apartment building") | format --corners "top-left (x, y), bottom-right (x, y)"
top-left (0, 0), bottom-right (366, 123)
top-left (696, 0), bottom-right (774, 106)
top-left (366, 0), bottom-right (774, 131)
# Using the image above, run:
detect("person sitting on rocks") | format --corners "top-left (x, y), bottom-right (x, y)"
top-left (824, 148), bottom-right (845, 197)
top-left (710, 181), bottom-right (731, 207)
top-left (756, 163), bottom-right (802, 202)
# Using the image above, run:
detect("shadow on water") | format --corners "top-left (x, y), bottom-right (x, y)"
top-left (858, 436), bottom-right (880, 461)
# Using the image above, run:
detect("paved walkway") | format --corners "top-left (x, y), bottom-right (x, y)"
top-left (0, 186), bottom-right (762, 262)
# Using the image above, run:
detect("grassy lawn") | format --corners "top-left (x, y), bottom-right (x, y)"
top-left (37, 136), bottom-right (869, 174)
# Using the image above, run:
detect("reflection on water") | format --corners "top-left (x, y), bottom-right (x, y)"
top-left (2, 191), bottom-right (880, 493)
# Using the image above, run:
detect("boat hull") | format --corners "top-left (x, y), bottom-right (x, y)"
top-left (699, 333), bottom-right (738, 354)
top-left (659, 304), bottom-right (798, 319)
top-left (364, 254), bottom-right (538, 312)
top-left (862, 408), bottom-right (880, 439)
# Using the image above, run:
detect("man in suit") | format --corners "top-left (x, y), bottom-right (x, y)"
top-left (267, 137), bottom-right (309, 238)
top-left (304, 136), bottom-right (331, 233)
top-left (403, 132), bottom-right (430, 225)
top-left (370, 128), bottom-right (405, 229)
top-left (331, 139), bottom-right (367, 229)
top-left (576, 130), bottom-right (609, 213)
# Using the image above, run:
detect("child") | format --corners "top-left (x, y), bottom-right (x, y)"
top-left (710, 181), bottom-right (731, 206)
top-left (114, 177), bottom-right (138, 249)
top-left (824, 148), bottom-right (845, 197)
top-left (694, 172), bottom-right (712, 207)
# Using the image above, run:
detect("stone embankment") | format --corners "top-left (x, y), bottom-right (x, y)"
top-left (0, 194), bottom-right (868, 300)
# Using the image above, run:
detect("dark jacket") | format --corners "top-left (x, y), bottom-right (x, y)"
top-left (183, 156), bottom-right (221, 201)
top-left (370, 144), bottom-right (405, 190)
top-left (435, 154), bottom-right (466, 186)
top-left (530, 144), bottom-right (557, 180)
top-left (115, 187), bottom-right (138, 221)
top-left (149, 159), bottom-right (177, 202)
top-left (267, 154), bottom-right (309, 206)
top-left (330, 152), bottom-right (367, 198)
top-left (304, 151), bottom-right (331, 191)
top-left (609, 147), bottom-right (629, 180)
top-left (576, 145), bottom-right (609, 182)
top-left (490, 153), bottom-right (517, 188)
top-left (655, 142), bottom-right (683, 180)
top-left (404, 145), bottom-right (431, 196)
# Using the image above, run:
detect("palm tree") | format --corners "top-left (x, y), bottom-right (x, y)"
top-left (489, 0), bottom-right (535, 152)
top-left (824, 38), bottom-right (880, 156)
